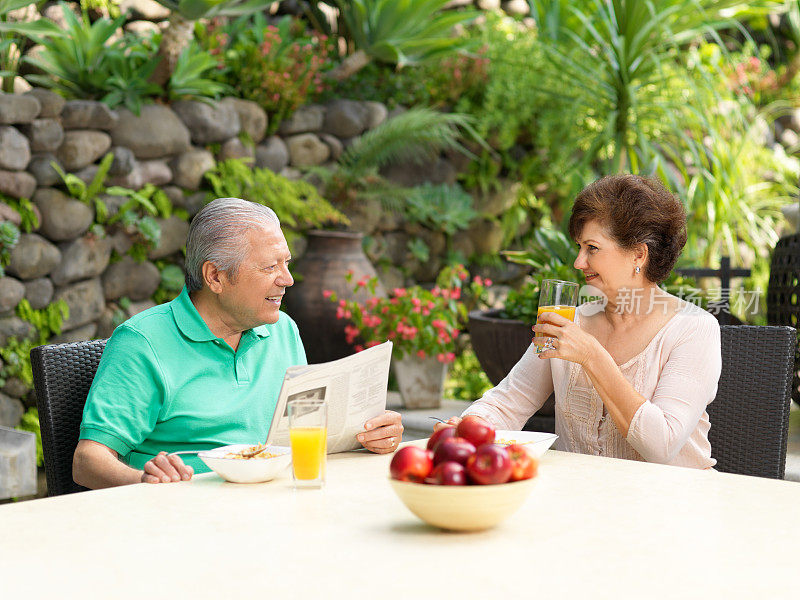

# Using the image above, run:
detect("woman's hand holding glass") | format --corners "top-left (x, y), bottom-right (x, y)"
top-left (533, 312), bottom-right (599, 366)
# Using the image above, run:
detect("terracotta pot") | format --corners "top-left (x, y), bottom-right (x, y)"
top-left (283, 230), bottom-right (384, 364)
top-left (393, 355), bottom-right (448, 409)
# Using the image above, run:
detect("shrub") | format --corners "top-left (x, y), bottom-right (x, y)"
top-left (198, 14), bottom-right (335, 132)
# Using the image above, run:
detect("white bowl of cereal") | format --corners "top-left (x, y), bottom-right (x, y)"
top-left (493, 431), bottom-right (558, 459)
top-left (198, 444), bottom-right (291, 483)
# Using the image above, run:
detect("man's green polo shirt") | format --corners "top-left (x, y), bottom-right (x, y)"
top-left (79, 287), bottom-right (307, 473)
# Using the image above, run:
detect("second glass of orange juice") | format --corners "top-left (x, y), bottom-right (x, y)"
top-left (535, 279), bottom-right (579, 354)
top-left (288, 399), bottom-right (327, 488)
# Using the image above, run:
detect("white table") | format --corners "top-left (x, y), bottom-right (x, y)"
top-left (2, 447), bottom-right (799, 599)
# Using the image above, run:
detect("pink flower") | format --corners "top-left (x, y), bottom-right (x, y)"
top-left (322, 290), bottom-right (333, 298)
top-left (484, 278), bottom-right (493, 286)
top-left (354, 345), bottom-right (364, 352)
top-left (344, 324), bottom-right (360, 344)
top-left (366, 340), bottom-right (380, 348)
top-left (431, 319), bottom-right (447, 330)
top-left (458, 270), bottom-right (468, 281)
top-left (417, 350), bottom-right (427, 359)
top-left (393, 288), bottom-right (407, 297)
top-left (437, 352), bottom-right (456, 363)
top-left (336, 307), bottom-right (345, 319)
top-left (357, 278), bottom-right (368, 288)
top-left (473, 276), bottom-right (483, 286)
top-left (451, 288), bottom-right (461, 300)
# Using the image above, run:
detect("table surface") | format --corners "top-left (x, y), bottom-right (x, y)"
top-left (2, 445), bottom-right (799, 599)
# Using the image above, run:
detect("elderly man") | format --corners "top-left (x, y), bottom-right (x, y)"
top-left (73, 198), bottom-right (403, 488)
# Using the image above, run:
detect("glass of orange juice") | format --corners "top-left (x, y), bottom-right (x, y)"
top-left (288, 399), bottom-right (327, 489)
top-left (535, 279), bottom-right (579, 354)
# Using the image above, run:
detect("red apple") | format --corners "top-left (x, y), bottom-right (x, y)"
top-left (426, 425), bottom-right (457, 451)
top-left (456, 415), bottom-right (496, 448)
top-left (506, 443), bottom-right (538, 481)
top-left (425, 461), bottom-right (467, 486)
top-left (390, 446), bottom-right (433, 483)
top-left (466, 444), bottom-right (512, 485)
top-left (433, 437), bottom-right (476, 467)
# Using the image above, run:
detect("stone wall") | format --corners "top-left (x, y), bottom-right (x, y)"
top-left (0, 87), bottom-right (519, 428)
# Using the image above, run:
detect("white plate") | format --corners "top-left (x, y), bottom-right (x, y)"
top-left (198, 444), bottom-right (291, 484)
top-left (493, 430), bottom-right (558, 459)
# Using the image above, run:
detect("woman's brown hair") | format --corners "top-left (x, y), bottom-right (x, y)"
top-left (567, 174), bottom-right (687, 283)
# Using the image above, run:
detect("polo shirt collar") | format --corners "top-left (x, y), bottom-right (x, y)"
top-left (171, 287), bottom-right (272, 342)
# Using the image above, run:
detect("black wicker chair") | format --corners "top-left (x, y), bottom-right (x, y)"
top-left (767, 232), bottom-right (800, 406)
top-left (30, 339), bottom-right (107, 496)
top-left (708, 325), bottom-right (795, 479)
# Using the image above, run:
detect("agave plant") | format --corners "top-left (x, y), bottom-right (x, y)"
top-left (148, 0), bottom-right (274, 86)
top-left (305, 0), bottom-right (478, 80)
top-left (23, 7), bottom-right (163, 112)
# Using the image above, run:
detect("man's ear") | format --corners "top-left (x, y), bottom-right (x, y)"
top-left (202, 261), bottom-right (225, 294)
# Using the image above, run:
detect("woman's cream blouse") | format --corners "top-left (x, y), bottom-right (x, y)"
top-left (463, 301), bottom-right (722, 469)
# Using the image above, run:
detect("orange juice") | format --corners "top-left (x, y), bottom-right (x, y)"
top-left (536, 305), bottom-right (576, 347)
top-left (290, 427), bottom-right (327, 480)
top-left (537, 305), bottom-right (576, 325)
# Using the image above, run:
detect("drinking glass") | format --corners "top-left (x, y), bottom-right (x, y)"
top-left (288, 399), bottom-right (328, 489)
top-left (535, 279), bottom-right (579, 354)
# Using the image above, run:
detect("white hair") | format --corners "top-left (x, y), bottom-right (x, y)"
top-left (185, 198), bottom-right (281, 292)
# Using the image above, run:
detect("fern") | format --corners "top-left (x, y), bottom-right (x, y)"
top-left (204, 159), bottom-right (349, 233)
top-left (339, 108), bottom-right (475, 175)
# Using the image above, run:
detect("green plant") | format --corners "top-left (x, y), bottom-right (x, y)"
top-left (407, 238), bottom-right (430, 263)
top-left (152, 262), bottom-right (185, 304)
top-left (16, 407), bottom-right (43, 467)
top-left (0, 220), bottom-right (20, 277)
top-left (205, 159), bottom-right (348, 243)
top-left (198, 13), bottom-right (334, 132)
top-left (24, 5), bottom-right (162, 110)
top-left (326, 265), bottom-right (485, 361)
top-left (16, 298), bottom-right (70, 342)
top-left (526, 0), bottom-right (781, 174)
top-left (100, 33), bottom-right (163, 113)
top-left (0, 299), bottom-right (69, 389)
top-left (312, 108), bottom-right (480, 210)
top-left (0, 0), bottom-right (63, 93)
top-left (53, 152), bottom-right (114, 222)
top-left (148, 0), bottom-right (274, 86)
top-left (167, 40), bottom-right (230, 101)
top-left (319, 0), bottom-right (478, 80)
top-left (3, 195), bottom-right (39, 232)
top-left (404, 183), bottom-right (477, 236)
top-left (444, 347), bottom-right (492, 401)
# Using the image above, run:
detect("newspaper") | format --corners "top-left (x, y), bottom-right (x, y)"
top-left (265, 341), bottom-right (393, 453)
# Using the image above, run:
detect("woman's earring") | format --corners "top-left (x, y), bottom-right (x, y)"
top-left (635, 265), bottom-right (641, 274)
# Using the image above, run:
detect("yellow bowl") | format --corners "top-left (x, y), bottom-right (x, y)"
top-left (389, 477), bottom-right (536, 531)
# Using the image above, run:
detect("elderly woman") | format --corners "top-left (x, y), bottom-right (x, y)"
top-left (448, 174), bottom-right (721, 468)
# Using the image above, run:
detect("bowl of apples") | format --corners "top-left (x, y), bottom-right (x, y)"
top-left (388, 416), bottom-right (546, 532)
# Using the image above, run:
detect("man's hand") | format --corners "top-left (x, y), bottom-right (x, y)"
top-left (75, 439), bottom-right (194, 489)
top-left (141, 451), bottom-right (194, 484)
top-left (357, 410), bottom-right (404, 454)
